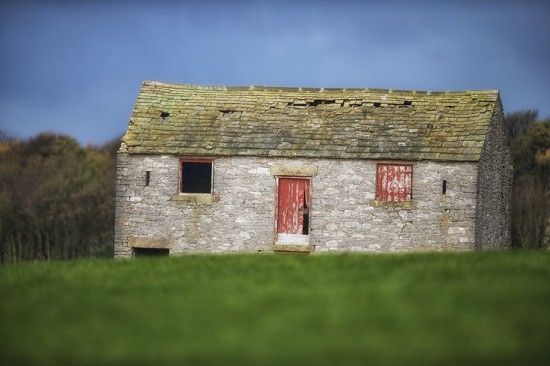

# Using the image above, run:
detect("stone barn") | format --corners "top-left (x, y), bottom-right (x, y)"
top-left (114, 81), bottom-right (512, 257)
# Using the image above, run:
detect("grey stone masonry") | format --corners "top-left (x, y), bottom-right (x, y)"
top-left (115, 154), bottom-right (480, 257)
top-left (115, 82), bottom-right (513, 257)
top-left (475, 96), bottom-right (513, 248)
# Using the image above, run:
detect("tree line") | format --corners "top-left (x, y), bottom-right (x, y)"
top-left (505, 110), bottom-right (549, 249)
top-left (0, 132), bottom-right (118, 262)
top-left (0, 110), bottom-right (549, 262)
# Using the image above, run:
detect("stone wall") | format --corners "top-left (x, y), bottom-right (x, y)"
top-left (313, 159), bottom-right (478, 252)
top-left (475, 97), bottom-right (513, 248)
top-left (115, 153), bottom-right (480, 257)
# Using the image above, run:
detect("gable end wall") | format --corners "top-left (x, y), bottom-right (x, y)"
top-left (475, 97), bottom-right (513, 248)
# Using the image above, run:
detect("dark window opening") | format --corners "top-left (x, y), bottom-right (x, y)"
top-left (145, 171), bottom-right (150, 186)
top-left (160, 111), bottom-right (170, 118)
top-left (181, 161), bottom-right (212, 193)
top-left (134, 248), bottom-right (169, 257)
top-left (404, 100), bottom-right (413, 106)
top-left (442, 180), bottom-right (447, 195)
top-left (302, 193), bottom-right (310, 235)
top-left (373, 102), bottom-right (382, 108)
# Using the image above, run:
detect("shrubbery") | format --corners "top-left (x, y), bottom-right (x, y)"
top-left (0, 132), bottom-right (119, 262)
top-left (504, 111), bottom-right (550, 248)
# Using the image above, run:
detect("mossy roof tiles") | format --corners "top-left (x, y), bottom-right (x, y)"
top-left (121, 81), bottom-right (500, 161)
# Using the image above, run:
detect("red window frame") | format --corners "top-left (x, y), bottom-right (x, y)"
top-left (179, 159), bottom-right (213, 194)
top-left (376, 163), bottom-right (413, 202)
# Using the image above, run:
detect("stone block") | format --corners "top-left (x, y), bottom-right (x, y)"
top-left (129, 237), bottom-right (174, 249)
top-left (270, 164), bottom-right (318, 177)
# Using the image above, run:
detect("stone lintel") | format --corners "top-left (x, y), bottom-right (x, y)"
top-left (270, 164), bottom-right (318, 177)
top-left (170, 193), bottom-right (220, 203)
top-left (129, 237), bottom-right (174, 249)
top-left (369, 200), bottom-right (417, 209)
top-left (270, 244), bottom-right (315, 254)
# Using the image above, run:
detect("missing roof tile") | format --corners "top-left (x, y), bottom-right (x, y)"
top-left (404, 101), bottom-right (413, 106)
top-left (373, 102), bottom-right (382, 108)
top-left (309, 99), bottom-right (337, 107)
top-left (218, 109), bottom-right (242, 119)
top-left (160, 112), bottom-right (170, 118)
top-left (287, 99), bottom-right (342, 108)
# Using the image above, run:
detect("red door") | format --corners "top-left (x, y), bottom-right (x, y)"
top-left (277, 178), bottom-right (311, 238)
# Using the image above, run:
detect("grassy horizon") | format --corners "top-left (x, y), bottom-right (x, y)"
top-left (1, 251), bottom-right (549, 365)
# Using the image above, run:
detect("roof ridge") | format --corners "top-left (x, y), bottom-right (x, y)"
top-left (142, 80), bottom-right (498, 95)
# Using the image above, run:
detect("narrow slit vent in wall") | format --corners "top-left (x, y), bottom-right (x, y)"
top-left (442, 179), bottom-right (447, 195)
top-left (145, 171), bottom-right (150, 186)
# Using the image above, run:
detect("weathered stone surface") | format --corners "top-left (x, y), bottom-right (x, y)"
top-left (128, 237), bottom-right (174, 249)
top-left (270, 164), bottom-right (318, 177)
top-left (114, 155), bottom-right (490, 257)
top-left (475, 96), bottom-right (513, 249)
top-left (369, 200), bottom-right (417, 209)
top-left (170, 194), bottom-right (220, 203)
top-left (119, 81), bottom-right (499, 162)
top-left (270, 244), bottom-right (315, 254)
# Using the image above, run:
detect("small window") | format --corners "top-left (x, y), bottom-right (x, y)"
top-left (134, 248), bottom-right (169, 257)
top-left (180, 160), bottom-right (213, 194)
top-left (376, 163), bottom-right (413, 202)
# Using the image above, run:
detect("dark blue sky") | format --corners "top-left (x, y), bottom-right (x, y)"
top-left (1, 0), bottom-right (549, 145)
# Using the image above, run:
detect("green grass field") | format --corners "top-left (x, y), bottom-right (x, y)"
top-left (1, 251), bottom-right (549, 365)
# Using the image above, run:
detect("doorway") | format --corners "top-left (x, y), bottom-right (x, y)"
top-left (276, 177), bottom-right (311, 245)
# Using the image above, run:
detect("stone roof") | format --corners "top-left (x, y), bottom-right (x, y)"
top-left (121, 81), bottom-right (501, 161)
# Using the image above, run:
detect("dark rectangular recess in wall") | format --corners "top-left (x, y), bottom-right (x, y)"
top-left (181, 160), bottom-right (212, 193)
top-left (442, 179), bottom-right (447, 195)
top-left (145, 171), bottom-right (150, 186)
top-left (133, 248), bottom-right (169, 257)
top-left (404, 100), bottom-right (412, 105)
top-left (302, 192), bottom-right (309, 235)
